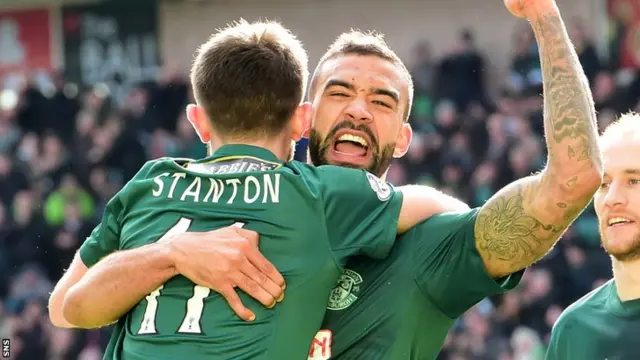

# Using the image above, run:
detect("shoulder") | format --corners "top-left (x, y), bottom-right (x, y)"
top-left (400, 208), bottom-right (482, 264)
top-left (288, 162), bottom-right (366, 178)
top-left (144, 157), bottom-right (192, 175)
top-left (286, 162), bottom-right (385, 186)
top-left (428, 207), bottom-right (480, 223)
top-left (126, 157), bottom-right (199, 185)
top-left (289, 163), bottom-right (393, 197)
top-left (115, 158), bottom-right (187, 204)
top-left (412, 208), bottom-right (481, 235)
top-left (554, 280), bottom-right (612, 332)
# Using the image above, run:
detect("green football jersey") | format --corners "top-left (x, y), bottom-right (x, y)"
top-left (78, 144), bottom-right (404, 360)
top-left (308, 209), bottom-right (523, 360)
top-left (546, 279), bottom-right (640, 360)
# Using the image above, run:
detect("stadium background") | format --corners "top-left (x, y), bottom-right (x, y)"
top-left (0, 0), bottom-right (638, 358)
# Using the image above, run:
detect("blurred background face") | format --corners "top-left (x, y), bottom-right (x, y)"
top-left (307, 54), bottom-right (410, 177)
top-left (595, 136), bottom-right (640, 262)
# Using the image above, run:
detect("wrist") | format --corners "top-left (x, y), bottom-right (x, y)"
top-left (525, 2), bottom-right (560, 21)
top-left (158, 240), bottom-right (183, 277)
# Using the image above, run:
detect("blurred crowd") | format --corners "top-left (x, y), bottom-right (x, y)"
top-left (0, 17), bottom-right (637, 360)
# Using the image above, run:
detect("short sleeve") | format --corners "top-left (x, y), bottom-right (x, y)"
top-left (411, 208), bottom-right (523, 318)
top-left (78, 195), bottom-right (122, 267)
top-left (319, 165), bottom-right (403, 260)
top-left (78, 159), bottom-right (160, 267)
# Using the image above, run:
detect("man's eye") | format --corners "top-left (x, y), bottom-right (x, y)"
top-left (373, 100), bottom-right (391, 108)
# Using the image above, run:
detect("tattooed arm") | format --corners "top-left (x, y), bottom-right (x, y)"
top-left (476, 1), bottom-right (603, 279)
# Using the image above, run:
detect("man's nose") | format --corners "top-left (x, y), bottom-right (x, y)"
top-left (344, 98), bottom-right (372, 123)
top-left (604, 182), bottom-right (628, 208)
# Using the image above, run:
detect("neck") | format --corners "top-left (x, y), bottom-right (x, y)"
top-left (612, 257), bottom-right (640, 301)
top-left (209, 136), bottom-right (292, 162)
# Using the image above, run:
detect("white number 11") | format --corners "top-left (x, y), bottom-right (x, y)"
top-left (137, 218), bottom-right (245, 335)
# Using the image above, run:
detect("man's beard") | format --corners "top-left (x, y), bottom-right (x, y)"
top-left (600, 228), bottom-right (640, 262)
top-left (307, 121), bottom-right (395, 177)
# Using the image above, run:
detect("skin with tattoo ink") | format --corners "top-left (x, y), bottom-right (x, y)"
top-left (474, 0), bottom-right (603, 278)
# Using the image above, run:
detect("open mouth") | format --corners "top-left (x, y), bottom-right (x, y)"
top-left (333, 133), bottom-right (370, 157)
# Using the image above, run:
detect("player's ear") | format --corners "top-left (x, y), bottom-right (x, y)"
top-left (393, 122), bottom-right (412, 158)
top-left (291, 102), bottom-right (312, 141)
top-left (300, 102), bottom-right (312, 139)
top-left (186, 104), bottom-right (211, 143)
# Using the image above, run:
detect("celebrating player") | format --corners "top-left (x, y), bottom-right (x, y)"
top-left (53, 0), bottom-right (602, 358)
top-left (545, 112), bottom-right (640, 360)
top-left (305, 0), bottom-right (601, 357)
top-left (48, 20), bottom-right (465, 360)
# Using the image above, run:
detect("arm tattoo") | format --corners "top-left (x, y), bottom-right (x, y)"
top-left (533, 13), bottom-right (599, 168)
top-left (475, 180), bottom-right (582, 271)
top-left (476, 8), bottom-right (601, 278)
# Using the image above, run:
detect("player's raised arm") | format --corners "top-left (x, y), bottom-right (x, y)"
top-left (474, 0), bottom-right (602, 278)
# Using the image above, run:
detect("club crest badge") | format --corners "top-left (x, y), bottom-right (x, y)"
top-left (327, 269), bottom-right (363, 310)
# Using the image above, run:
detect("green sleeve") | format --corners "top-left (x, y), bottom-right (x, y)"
top-left (411, 208), bottom-right (524, 318)
top-left (319, 166), bottom-right (403, 260)
top-left (78, 195), bottom-right (122, 267)
top-left (78, 159), bottom-right (160, 266)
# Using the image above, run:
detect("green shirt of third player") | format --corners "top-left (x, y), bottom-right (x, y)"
top-left (79, 144), bottom-right (404, 360)
top-left (546, 280), bottom-right (640, 360)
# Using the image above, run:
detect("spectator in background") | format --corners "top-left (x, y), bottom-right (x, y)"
top-left (437, 29), bottom-right (487, 111)
top-left (509, 26), bottom-right (541, 95)
top-left (569, 18), bottom-right (601, 84)
top-left (0, 155), bottom-right (28, 205)
top-left (6, 190), bottom-right (51, 278)
top-left (43, 174), bottom-right (94, 228)
top-left (410, 41), bottom-right (437, 132)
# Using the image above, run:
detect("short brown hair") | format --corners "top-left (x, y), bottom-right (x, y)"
top-left (310, 30), bottom-right (414, 122)
top-left (191, 19), bottom-right (308, 138)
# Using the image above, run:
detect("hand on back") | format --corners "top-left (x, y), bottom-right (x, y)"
top-left (167, 225), bottom-right (285, 321)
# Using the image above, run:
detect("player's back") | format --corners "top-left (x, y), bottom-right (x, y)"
top-left (100, 144), bottom-right (402, 360)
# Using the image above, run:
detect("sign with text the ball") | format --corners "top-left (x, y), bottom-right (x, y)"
top-left (62, 0), bottom-right (160, 103)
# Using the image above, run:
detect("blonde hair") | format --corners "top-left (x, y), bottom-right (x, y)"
top-left (600, 111), bottom-right (640, 147)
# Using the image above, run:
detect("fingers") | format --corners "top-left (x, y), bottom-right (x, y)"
top-left (242, 244), bottom-right (285, 289)
top-left (234, 227), bottom-right (259, 247)
top-left (234, 227), bottom-right (286, 290)
top-left (218, 285), bottom-right (255, 322)
top-left (240, 260), bottom-right (284, 301)
top-left (232, 272), bottom-right (277, 308)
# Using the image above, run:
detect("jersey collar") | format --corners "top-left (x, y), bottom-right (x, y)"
top-left (608, 279), bottom-right (640, 315)
top-left (194, 144), bottom-right (283, 166)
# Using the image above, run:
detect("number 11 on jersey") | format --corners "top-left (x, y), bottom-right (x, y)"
top-left (137, 218), bottom-right (244, 335)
